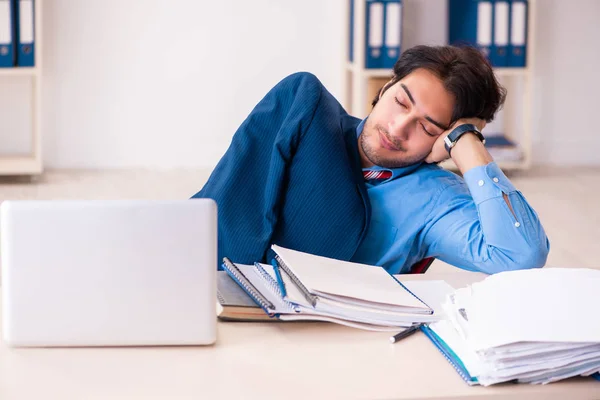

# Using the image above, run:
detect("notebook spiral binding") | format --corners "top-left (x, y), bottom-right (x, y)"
top-left (253, 262), bottom-right (299, 313)
top-left (216, 291), bottom-right (226, 305)
top-left (421, 326), bottom-right (477, 385)
top-left (222, 257), bottom-right (275, 314)
top-left (275, 254), bottom-right (318, 307)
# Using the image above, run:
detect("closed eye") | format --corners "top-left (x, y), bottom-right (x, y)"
top-left (394, 97), bottom-right (407, 108)
top-left (420, 123), bottom-right (436, 137)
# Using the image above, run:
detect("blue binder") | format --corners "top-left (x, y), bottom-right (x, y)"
top-left (0, 0), bottom-right (16, 67)
top-left (382, 0), bottom-right (402, 69)
top-left (491, 0), bottom-right (509, 67)
top-left (15, 0), bottom-right (34, 67)
top-left (508, 0), bottom-right (527, 67)
top-left (365, 0), bottom-right (384, 68)
top-left (448, 0), bottom-right (493, 63)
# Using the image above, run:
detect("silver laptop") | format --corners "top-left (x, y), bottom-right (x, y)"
top-left (0, 199), bottom-right (218, 347)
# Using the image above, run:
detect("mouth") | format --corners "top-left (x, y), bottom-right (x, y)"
top-left (378, 128), bottom-right (400, 151)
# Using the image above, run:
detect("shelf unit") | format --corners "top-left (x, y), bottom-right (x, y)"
top-left (0, 0), bottom-right (42, 176)
top-left (342, 0), bottom-right (536, 172)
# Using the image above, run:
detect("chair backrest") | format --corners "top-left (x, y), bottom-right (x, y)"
top-left (409, 257), bottom-right (434, 274)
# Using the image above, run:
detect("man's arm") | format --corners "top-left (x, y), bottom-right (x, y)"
top-left (421, 125), bottom-right (550, 274)
top-left (191, 72), bottom-right (323, 266)
top-left (451, 129), bottom-right (518, 218)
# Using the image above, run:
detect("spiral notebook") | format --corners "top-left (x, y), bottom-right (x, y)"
top-left (421, 321), bottom-right (480, 386)
top-left (216, 271), bottom-right (272, 321)
top-left (221, 245), bottom-right (439, 331)
top-left (271, 244), bottom-right (432, 313)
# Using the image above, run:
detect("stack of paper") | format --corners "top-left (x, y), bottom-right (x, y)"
top-left (423, 267), bottom-right (600, 385)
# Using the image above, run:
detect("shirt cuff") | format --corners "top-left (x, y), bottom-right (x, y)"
top-left (462, 161), bottom-right (517, 205)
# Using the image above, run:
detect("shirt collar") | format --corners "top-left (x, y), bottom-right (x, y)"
top-left (356, 117), bottom-right (424, 180)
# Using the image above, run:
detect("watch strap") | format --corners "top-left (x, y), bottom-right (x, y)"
top-left (444, 123), bottom-right (485, 154)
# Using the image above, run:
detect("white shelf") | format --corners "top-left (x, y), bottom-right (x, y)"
top-left (0, 67), bottom-right (40, 77)
top-left (494, 67), bottom-right (531, 77)
top-left (342, 0), bottom-right (537, 172)
top-left (345, 63), bottom-right (530, 78)
top-left (345, 63), bottom-right (393, 78)
top-left (0, 156), bottom-right (42, 175)
top-left (0, 0), bottom-right (43, 176)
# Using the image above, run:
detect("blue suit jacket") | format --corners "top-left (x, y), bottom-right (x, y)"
top-left (192, 72), bottom-right (371, 266)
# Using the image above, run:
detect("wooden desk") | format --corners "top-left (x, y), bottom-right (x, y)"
top-left (1, 272), bottom-right (599, 399)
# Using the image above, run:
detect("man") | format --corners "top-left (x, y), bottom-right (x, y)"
top-left (192, 45), bottom-right (550, 275)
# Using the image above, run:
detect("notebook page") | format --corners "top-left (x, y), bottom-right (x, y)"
top-left (272, 245), bottom-right (427, 311)
top-left (463, 268), bottom-right (600, 351)
top-left (217, 271), bottom-right (258, 307)
top-left (315, 296), bottom-right (440, 324)
top-left (279, 314), bottom-right (402, 332)
top-left (400, 280), bottom-right (455, 319)
top-left (429, 320), bottom-right (484, 377)
top-left (489, 348), bottom-right (600, 377)
top-left (490, 343), bottom-right (600, 365)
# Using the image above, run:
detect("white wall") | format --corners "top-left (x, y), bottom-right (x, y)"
top-left (40, 0), bottom-right (345, 169)
top-left (3, 0), bottom-right (599, 169)
top-left (531, 0), bottom-right (600, 165)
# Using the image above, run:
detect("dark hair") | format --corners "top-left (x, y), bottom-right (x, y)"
top-left (372, 45), bottom-right (507, 124)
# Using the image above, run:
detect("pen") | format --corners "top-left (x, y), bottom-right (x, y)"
top-left (271, 259), bottom-right (287, 297)
top-left (389, 323), bottom-right (425, 344)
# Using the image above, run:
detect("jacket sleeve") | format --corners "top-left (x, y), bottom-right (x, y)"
top-left (190, 72), bottom-right (323, 267)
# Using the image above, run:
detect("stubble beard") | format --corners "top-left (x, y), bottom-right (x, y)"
top-left (359, 125), bottom-right (426, 169)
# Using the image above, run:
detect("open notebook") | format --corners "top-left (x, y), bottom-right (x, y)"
top-left (221, 245), bottom-right (441, 331)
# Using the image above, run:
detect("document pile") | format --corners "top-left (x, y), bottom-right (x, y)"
top-left (422, 267), bottom-right (600, 385)
top-left (221, 245), bottom-right (442, 331)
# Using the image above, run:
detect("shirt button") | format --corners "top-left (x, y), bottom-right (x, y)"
top-left (478, 180), bottom-right (485, 186)
top-left (493, 177), bottom-right (499, 183)
top-left (515, 222), bottom-right (521, 228)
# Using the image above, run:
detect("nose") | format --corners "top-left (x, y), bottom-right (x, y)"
top-left (387, 115), bottom-right (411, 141)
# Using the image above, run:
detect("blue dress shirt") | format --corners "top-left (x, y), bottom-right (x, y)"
top-left (351, 119), bottom-right (550, 275)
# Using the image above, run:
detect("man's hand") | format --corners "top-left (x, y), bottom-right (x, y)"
top-left (424, 118), bottom-right (487, 164)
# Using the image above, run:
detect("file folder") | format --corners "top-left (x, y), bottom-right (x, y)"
top-left (0, 0), bottom-right (16, 67)
top-left (448, 0), bottom-right (493, 61)
top-left (366, 0), bottom-right (384, 68)
top-left (508, 0), bottom-right (527, 67)
top-left (491, 0), bottom-right (509, 67)
top-left (15, 0), bottom-right (33, 67)
top-left (383, 0), bottom-right (402, 69)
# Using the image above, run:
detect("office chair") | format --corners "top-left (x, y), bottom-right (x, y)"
top-left (409, 257), bottom-right (434, 274)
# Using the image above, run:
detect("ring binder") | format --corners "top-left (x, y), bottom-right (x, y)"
top-left (222, 257), bottom-right (276, 314)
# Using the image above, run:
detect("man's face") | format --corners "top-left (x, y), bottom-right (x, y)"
top-left (359, 68), bottom-right (455, 168)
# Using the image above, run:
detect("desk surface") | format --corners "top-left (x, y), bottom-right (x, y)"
top-left (1, 271), bottom-right (599, 400)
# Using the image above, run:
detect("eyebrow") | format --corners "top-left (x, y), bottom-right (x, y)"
top-left (400, 83), bottom-right (450, 131)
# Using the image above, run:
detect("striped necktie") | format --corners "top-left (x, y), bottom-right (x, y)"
top-left (363, 170), bottom-right (392, 181)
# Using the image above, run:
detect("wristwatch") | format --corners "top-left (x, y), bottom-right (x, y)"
top-left (444, 123), bottom-right (485, 155)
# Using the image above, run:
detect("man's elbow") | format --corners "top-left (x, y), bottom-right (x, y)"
top-left (510, 238), bottom-right (550, 271)
top-left (482, 238), bottom-right (550, 274)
